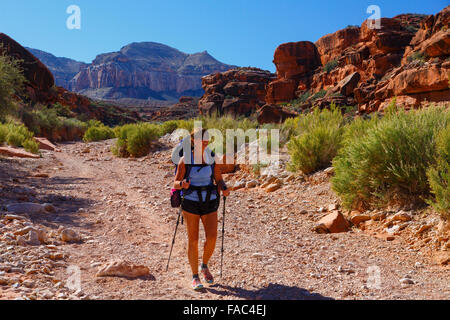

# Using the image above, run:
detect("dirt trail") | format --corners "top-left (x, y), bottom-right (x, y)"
top-left (1, 139), bottom-right (449, 300)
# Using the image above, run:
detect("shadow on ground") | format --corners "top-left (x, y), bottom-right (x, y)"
top-left (206, 283), bottom-right (334, 300)
top-left (0, 157), bottom-right (96, 231)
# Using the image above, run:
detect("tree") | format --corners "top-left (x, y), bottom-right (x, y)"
top-left (0, 45), bottom-right (26, 119)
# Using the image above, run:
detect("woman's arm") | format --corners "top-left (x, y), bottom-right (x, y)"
top-left (214, 163), bottom-right (230, 196)
top-left (173, 157), bottom-right (190, 190)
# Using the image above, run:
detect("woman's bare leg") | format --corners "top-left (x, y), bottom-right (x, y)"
top-left (201, 211), bottom-right (218, 266)
top-left (183, 211), bottom-right (201, 276)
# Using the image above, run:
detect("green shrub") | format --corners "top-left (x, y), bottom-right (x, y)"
top-left (113, 123), bottom-right (161, 158)
top-left (332, 106), bottom-right (449, 210)
top-left (6, 131), bottom-right (24, 147)
top-left (403, 25), bottom-right (419, 33)
top-left (298, 91), bottom-right (311, 104)
top-left (33, 107), bottom-right (63, 131)
top-left (324, 59), bottom-right (338, 73)
top-left (427, 125), bottom-right (450, 219)
top-left (311, 89), bottom-right (328, 101)
top-left (22, 105), bottom-right (88, 140)
top-left (83, 125), bottom-right (115, 142)
top-left (287, 105), bottom-right (345, 174)
top-left (53, 103), bottom-right (74, 118)
top-left (62, 117), bottom-right (88, 131)
top-left (86, 119), bottom-right (103, 128)
top-left (23, 139), bottom-right (39, 154)
top-left (0, 46), bottom-right (26, 120)
top-left (0, 124), bottom-right (8, 144)
top-left (3, 123), bottom-right (34, 147)
top-left (160, 120), bottom-right (180, 136)
top-left (407, 51), bottom-right (427, 63)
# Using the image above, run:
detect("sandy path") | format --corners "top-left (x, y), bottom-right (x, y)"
top-left (2, 139), bottom-right (448, 300)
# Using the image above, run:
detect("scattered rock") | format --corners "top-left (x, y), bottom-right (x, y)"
top-left (371, 212), bottom-right (387, 221)
top-left (328, 203), bottom-right (338, 211)
top-left (16, 236), bottom-right (27, 246)
top-left (33, 137), bottom-right (60, 152)
top-left (350, 214), bottom-right (371, 225)
top-left (246, 180), bottom-right (258, 189)
top-left (43, 204), bottom-right (56, 213)
top-left (313, 211), bottom-right (350, 234)
top-left (27, 230), bottom-right (41, 246)
top-left (390, 211), bottom-right (412, 222)
top-left (232, 180), bottom-right (246, 191)
top-left (416, 224), bottom-right (433, 235)
top-left (265, 183), bottom-right (282, 193)
top-left (60, 228), bottom-right (81, 243)
top-left (338, 266), bottom-right (355, 274)
top-left (399, 278), bottom-right (415, 285)
top-left (0, 147), bottom-right (40, 159)
top-left (96, 260), bottom-right (150, 278)
top-left (432, 251), bottom-right (450, 265)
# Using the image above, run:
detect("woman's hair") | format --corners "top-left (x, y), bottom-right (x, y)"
top-left (190, 128), bottom-right (209, 144)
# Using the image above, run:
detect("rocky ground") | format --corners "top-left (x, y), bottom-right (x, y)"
top-left (0, 138), bottom-right (449, 300)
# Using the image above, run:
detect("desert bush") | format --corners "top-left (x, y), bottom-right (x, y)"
top-left (287, 105), bottom-right (345, 174)
top-left (0, 123), bottom-right (34, 148)
top-left (83, 125), bottom-right (115, 142)
top-left (86, 119), bottom-right (103, 128)
top-left (160, 120), bottom-right (180, 136)
top-left (0, 47), bottom-right (26, 120)
top-left (324, 59), bottom-right (338, 73)
top-left (407, 51), bottom-right (427, 63)
top-left (53, 103), bottom-right (74, 118)
top-left (112, 123), bottom-right (161, 158)
top-left (6, 131), bottom-right (24, 147)
top-left (311, 89), bottom-right (328, 101)
top-left (0, 124), bottom-right (8, 144)
top-left (427, 125), bottom-right (450, 219)
top-left (332, 106), bottom-right (449, 210)
top-left (23, 139), bottom-right (39, 154)
top-left (22, 106), bottom-right (88, 140)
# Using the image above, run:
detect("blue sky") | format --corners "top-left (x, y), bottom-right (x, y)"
top-left (0, 0), bottom-right (447, 72)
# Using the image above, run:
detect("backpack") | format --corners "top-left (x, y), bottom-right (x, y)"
top-left (170, 146), bottom-right (216, 208)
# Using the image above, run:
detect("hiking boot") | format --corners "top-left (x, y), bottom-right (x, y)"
top-left (201, 267), bottom-right (214, 284)
top-left (192, 277), bottom-right (204, 291)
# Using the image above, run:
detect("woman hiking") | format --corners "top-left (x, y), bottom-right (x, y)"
top-left (173, 129), bottom-right (230, 290)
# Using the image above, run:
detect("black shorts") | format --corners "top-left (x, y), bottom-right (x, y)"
top-left (182, 198), bottom-right (220, 216)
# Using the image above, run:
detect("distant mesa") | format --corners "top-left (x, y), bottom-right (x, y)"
top-left (30, 42), bottom-right (236, 102)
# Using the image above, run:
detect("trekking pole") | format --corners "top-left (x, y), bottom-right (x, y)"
top-left (166, 203), bottom-right (183, 272)
top-left (220, 195), bottom-right (227, 279)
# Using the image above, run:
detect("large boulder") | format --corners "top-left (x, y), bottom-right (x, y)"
top-left (385, 64), bottom-right (449, 96)
top-left (316, 27), bottom-right (361, 66)
top-left (272, 41), bottom-right (321, 79)
top-left (0, 33), bottom-right (54, 100)
top-left (334, 72), bottom-right (361, 96)
top-left (257, 104), bottom-right (298, 124)
top-left (266, 42), bottom-right (321, 104)
top-left (0, 147), bottom-right (40, 159)
top-left (265, 79), bottom-right (298, 104)
top-left (404, 7), bottom-right (449, 61)
top-left (198, 68), bottom-right (275, 117)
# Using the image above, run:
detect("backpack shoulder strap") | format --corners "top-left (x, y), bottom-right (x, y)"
top-left (184, 163), bottom-right (193, 182)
